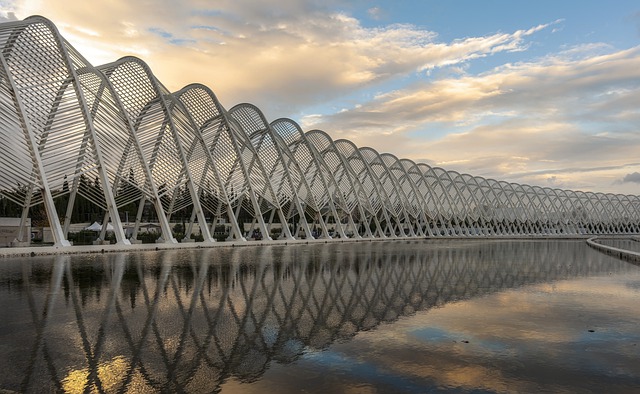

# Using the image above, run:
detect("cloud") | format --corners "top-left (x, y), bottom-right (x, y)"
top-left (1, 1), bottom-right (637, 193)
top-left (5, 0), bottom-right (553, 118)
top-left (621, 172), bottom-right (640, 184)
top-left (307, 45), bottom-right (640, 132)
top-left (303, 44), bottom-right (640, 193)
top-left (367, 7), bottom-right (383, 21)
top-left (0, 10), bottom-right (17, 22)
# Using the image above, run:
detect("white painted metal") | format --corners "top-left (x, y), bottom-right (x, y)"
top-left (0, 16), bottom-right (637, 249)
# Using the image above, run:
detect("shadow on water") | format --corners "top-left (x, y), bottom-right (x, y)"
top-left (0, 240), bottom-right (637, 392)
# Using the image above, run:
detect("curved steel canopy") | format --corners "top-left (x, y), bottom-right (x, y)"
top-left (0, 16), bottom-right (638, 247)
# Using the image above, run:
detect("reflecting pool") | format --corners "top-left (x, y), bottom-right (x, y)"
top-left (1, 240), bottom-right (639, 393)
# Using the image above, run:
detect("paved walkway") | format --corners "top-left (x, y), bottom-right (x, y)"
top-left (0, 237), bottom-right (375, 258)
top-left (0, 235), bottom-right (601, 258)
top-left (586, 236), bottom-right (640, 264)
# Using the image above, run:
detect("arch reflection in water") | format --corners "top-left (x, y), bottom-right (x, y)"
top-left (0, 241), bottom-right (634, 392)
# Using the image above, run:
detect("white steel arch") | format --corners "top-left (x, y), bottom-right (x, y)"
top-left (228, 103), bottom-right (304, 240)
top-left (306, 130), bottom-right (374, 238)
top-left (0, 15), bottom-right (638, 249)
top-left (74, 67), bottom-right (175, 244)
top-left (97, 57), bottom-right (214, 243)
top-left (173, 84), bottom-right (247, 242)
top-left (271, 118), bottom-right (350, 238)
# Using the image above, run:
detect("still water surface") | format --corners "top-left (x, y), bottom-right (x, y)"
top-left (1, 240), bottom-right (639, 393)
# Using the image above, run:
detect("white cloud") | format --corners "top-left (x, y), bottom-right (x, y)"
top-left (6, 0), bottom-right (552, 116)
top-left (2, 1), bottom-right (638, 193)
top-left (305, 45), bottom-right (640, 193)
top-left (367, 7), bottom-right (382, 20)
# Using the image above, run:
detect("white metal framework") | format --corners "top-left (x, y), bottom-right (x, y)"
top-left (0, 16), bottom-right (638, 247)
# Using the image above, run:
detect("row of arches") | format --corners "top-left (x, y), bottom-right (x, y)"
top-left (0, 16), bottom-right (638, 247)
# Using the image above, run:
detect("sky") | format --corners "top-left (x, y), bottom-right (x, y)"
top-left (1, 0), bottom-right (640, 195)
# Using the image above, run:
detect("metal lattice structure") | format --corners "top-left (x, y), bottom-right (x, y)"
top-left (0, 16), bottom-right (638, 247)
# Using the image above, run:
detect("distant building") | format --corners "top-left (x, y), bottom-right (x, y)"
top-left (0, 217), bottom-right (31, 247)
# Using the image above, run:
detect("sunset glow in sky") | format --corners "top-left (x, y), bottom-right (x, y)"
top-left (2, 1), bottom-right (640, 194)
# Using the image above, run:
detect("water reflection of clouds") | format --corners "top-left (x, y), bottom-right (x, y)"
top-left (338, 272), bottom-right (640, 393)
top-left (1, 240), bottom-right (639, 392)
